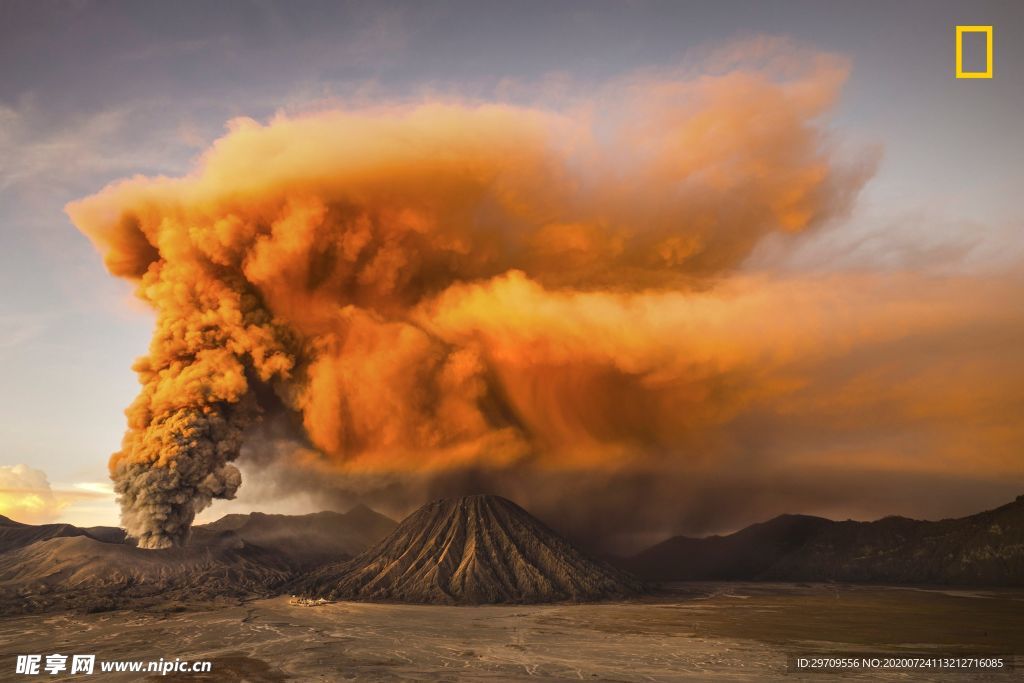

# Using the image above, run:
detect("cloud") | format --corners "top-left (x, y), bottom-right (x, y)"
top-left (0, 466), bottom-right (119, 526)
top-left (0, 313), bottom-right (51, 358)
top-left (748, 207), bottom-right (1024, 277)
top-left (0, 97), bottom-right (201, 199)
top-left (71, 481), bottom-right (115, 496)
top-left (0, 464), bottom-right (67, 524)
top-left (363, 267), bottom-right (1022, 547)
top-left (65, 47), bottom-right (1024, 548)
top-left (0, 102), bottom-right (126, 191)
top-left (66, 40), bottom-right (877, 548)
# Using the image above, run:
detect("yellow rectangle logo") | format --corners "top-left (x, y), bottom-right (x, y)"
top-left (956, 25), bottom-right (993, 78)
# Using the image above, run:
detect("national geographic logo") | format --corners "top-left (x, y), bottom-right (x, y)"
top-left (956, 25), bottom-right (993, 79)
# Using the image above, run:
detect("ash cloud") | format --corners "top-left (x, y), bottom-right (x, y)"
top-left (68, 44), bottom-right (885, 548)
top-left (225, 268), bottom-right (1024, 554)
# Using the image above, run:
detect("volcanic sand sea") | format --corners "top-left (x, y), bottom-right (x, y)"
top-left (0, 583), bottom-right (1022, 681)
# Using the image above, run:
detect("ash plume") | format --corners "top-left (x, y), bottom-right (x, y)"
top-left (67, 45), bottom-right (875, 548)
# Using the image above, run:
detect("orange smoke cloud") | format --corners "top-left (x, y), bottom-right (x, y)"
top-left (67, 46), bottom-right (874, 547)
top-left (420, 269), bottom-right (1024, 472)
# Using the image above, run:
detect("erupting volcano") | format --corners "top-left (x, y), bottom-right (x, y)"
top-left (63, 48), bottom-right (877, 549)
top-left (296, 495), bottom-right (646, 604)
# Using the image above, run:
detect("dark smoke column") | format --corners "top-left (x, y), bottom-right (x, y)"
top-left (103, 257), bottom-right (297, 549)
top-left (113, 405), bottom-right (247, 549)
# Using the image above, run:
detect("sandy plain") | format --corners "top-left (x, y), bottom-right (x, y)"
top-left (1, 583), bottom-right (1021, 681)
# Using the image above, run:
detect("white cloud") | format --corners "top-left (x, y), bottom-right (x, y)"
top-left (0, 464), bottom-right (66, 524)
top-left (0, 98), bottom-right (192, 194)
top-left (0, 465), bottom-right (119, 526)
top-left (72, 481), bottom-right (114, 496)
top-left (0, 313), bottom-right (48, 354)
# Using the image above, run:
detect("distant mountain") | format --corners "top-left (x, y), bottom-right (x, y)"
top-left (0, 515), bottom-right (91, 553)
top-left (0, 527), bottom-right (292, 614)
top-left (620, 494), bottom-right (1024, 585)
top-left (196, 506), bottom-right (397, 567)
top-left (6, 492), bottom-right (1022, 615)
top-left (81, 526), bottom-right (128, 545)
top-left (0, 505), bottom-right (397, 614)
top-left (296, 495), bottom-right (646, 604)
top-left (197, 513), bottom-right (251, 532)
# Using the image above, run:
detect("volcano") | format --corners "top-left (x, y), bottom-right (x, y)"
top-left (0, 505), bottom-right (396, 614)
top-left (296, 494), bottom-right (646, 604)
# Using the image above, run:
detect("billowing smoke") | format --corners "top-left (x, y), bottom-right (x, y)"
top-left (67, 46), bottom-right (875, 548)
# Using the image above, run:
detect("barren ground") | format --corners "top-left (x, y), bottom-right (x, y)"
top-left (1, 583), bottom-right (1021, 681)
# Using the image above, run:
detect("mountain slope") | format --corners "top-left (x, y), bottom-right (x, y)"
top-left (622, 495), bottom-right (1024, 585)
top-left (0, 515), bottom-right (91, 553)
top-left (621, 514), bottom-right (833, 581)
top-left (196, 506), bottom-right (397, 567)
top-left (0, 505), bottom-right (397, 614)
top-left (0, 529), bottom-right (292, 614)
top-left (296, 495), bottom-right (646, 604)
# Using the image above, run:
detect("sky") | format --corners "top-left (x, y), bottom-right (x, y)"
top-left (0, 1), bottom-right (1022, 547)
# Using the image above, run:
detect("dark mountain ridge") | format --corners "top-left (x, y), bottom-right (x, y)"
top-left (5, 493), bottom-right (1023, 615)
top-left (621, 495), bottom-right (1024, 585)
top-left (0, 530), bottom-right (293, 614)
top-left (0, 505), bottom-right (396, 614)
top-left (194, 506), bottom-right (397, 567)
top-left (0, 515), bottom-right (92, 553)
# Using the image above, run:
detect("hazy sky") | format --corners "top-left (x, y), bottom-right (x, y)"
top-left (1, 1), bottom-right (1022, 535)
